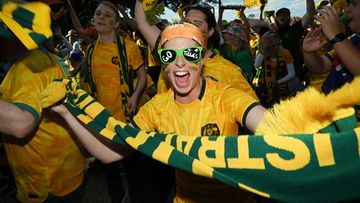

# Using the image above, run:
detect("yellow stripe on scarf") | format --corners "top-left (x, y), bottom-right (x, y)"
top-left (0, 1), bottom-right (52, 50)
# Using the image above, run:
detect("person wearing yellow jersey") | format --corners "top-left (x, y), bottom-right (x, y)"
top-left (135, 0), bottom-right (258, 100)
top-left (0, 1), bottom-right (85, 202)
top-left (51, 22), bottom-right (267, 203)
top-left (80, 1), bottom-right (147, 203)
top-left (331, 0), bottom-right (348, 13)
top-left (253, 31), bottom-right (300, 107)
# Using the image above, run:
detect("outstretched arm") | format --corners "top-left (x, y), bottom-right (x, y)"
top-left (301, 0), bottom-right (316, 28)
top-left (118, 3), bottom-right (139, 32)
top-left (67, 0), bottom-right (83, 32)
top-left (246, 105), bottom-right (267, 133)
top-left (51, 104), bottom-right (132, 163)
top-left (135, 0), bottom-right (161, 49)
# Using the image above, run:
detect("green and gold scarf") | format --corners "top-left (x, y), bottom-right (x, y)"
top-left (82, 32), bottom-right (134, 121)
top-left (41, 76), bottom-right (360, 203)
top-left (0, 0), bottom-right (52, 50)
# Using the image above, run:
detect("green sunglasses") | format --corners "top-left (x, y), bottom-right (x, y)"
top-left (157, 46), bottom-right (203, 64)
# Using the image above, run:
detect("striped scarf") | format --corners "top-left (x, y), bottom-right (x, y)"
top-left (0, 0), bottom-right (52, 50)
top-left (41, 76), bottom-right (360, 203)
top-left (82, 32), bottom-right (134, 122)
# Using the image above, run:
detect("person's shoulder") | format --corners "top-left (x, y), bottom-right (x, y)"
top-left (147, 89), bottom-right (174, 105)
top-left (206, 53), bottom-right (238, 68)
top-left (22, 49), bottom-right (57, 68)
top-left (205, 78), bottom-right (233, 92)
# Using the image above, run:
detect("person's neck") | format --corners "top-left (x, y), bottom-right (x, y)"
top-left (99, 31), bottom-right (116, 45)
top-left (175, 78), bottom-right (203, 104)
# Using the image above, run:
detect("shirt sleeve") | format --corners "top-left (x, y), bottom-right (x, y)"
top-left (125, 38), bottom-right (144, 71)
top-left (132, 99), bottom-right (157, 131)
top-left (220, 86), bottom-right (260, 128)
top-left (283, 49), bottom-right (294, 64)
top-left (0, 54), bottom-right (53, 123)
top-left (226, 59), bottom-right (258, 100)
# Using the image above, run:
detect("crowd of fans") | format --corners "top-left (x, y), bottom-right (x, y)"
top-left (0, 0), bottom-right (359, 202)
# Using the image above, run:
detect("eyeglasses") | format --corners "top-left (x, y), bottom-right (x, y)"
top-left (157, 46), bottom-right (203, 64)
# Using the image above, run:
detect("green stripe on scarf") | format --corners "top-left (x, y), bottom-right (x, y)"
top-left (0, 0), bottom-right (52, 50)
top-left (82, 32), bottom-right (133, 122)
top-left (57, 77), bottom-right (360, 203)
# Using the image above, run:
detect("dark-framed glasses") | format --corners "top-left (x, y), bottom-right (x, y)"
top-left (157, 46), bottom-right (203, 64)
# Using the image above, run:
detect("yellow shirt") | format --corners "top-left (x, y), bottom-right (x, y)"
top-left (0, 50), bottom-right (85, 202)
top-left (133, 79), bottom-right (260, 203)
top-left (91, 38), bottom-right (144, 121)
top-left (333, 0), bottom-right (347, 14)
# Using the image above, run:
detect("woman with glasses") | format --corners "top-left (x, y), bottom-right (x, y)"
top-left (253, 31), bottom-right (298, 108)
top-left (135, 0), bottom-right (258, 101)
top-left (132, 22), bottom-right (266, 203)
top-left (51, 21), bottom-right (266, 203)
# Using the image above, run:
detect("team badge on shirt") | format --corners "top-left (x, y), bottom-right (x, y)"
top-left (112, 56), bottom-right (120, 65)
top-left (201, 124), bottom-right (220, 136)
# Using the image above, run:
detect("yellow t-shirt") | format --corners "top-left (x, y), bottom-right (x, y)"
top-left (91, 38), bottom-right (144, 121)
top-left (333, 0), bottom-right (347, 14)
top-left (259, 49), bottom-right (294, 84)
top-left (133, 79), bottom-right (260, 203)
top-left (0, 50), bottom-right (85, 202)
top-left (136, 74), bottom-right (155, 111)
top-left (147, 45), bottom-right (161, 67)
top-left (157, 52), bottom-right (258, 100)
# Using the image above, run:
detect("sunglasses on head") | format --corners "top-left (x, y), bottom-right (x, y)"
top-left (157, 46), bottom-right (203, 64)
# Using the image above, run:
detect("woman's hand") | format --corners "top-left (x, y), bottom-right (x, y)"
top-left (316, 6), bottom-right (343, 40)
top-left (302, 27), bottom-right (328, 53)
top-left (127, 94), bottom-right (138, 114)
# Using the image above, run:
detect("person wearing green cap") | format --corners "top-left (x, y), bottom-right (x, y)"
top-left (0, 1), bottom-right (85, 202)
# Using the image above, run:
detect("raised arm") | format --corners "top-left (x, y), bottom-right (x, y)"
top-left (302, 27), bottom-right (332, 74)
top-left (259, 4), bottom-right (265, 20)
top-left (237, 7), bottom-right (251, 40)
top-left (67, 0), bottom-right (83, 32)
top-left (216, 6), bottom-right (224, 33)
top-left (301, 0), bottom-right (316, 28)
top-left (135, 0), bottom-right (161, 49)
top-left (53, 26), bottom-right (73, 57)
top-left (118, 3), bottom-right (139, 32)
top-left (316, 6), bottom-right (360, 75)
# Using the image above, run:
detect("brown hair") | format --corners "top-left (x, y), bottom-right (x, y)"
top-left (97, 1), bottom-right (121, 22)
